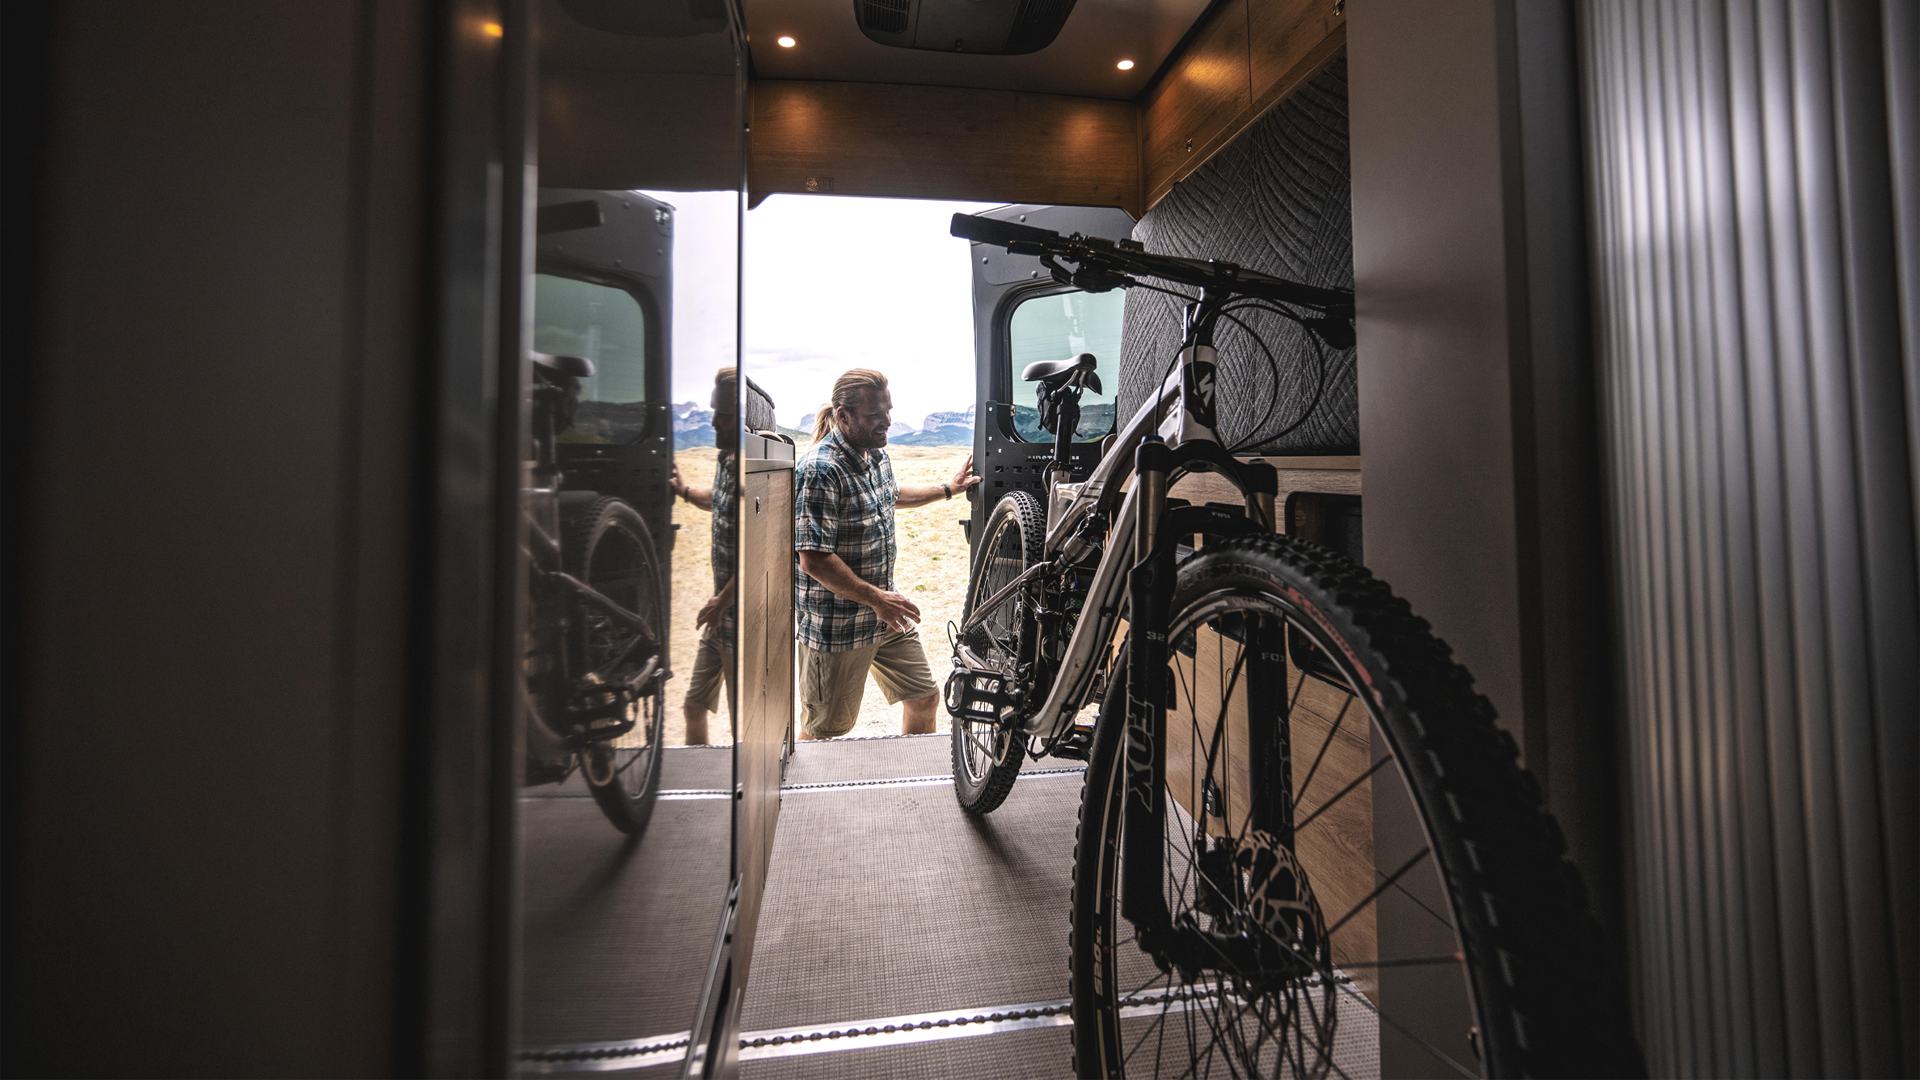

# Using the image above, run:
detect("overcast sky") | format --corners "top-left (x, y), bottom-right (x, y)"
top-left (648, 191), bottom-right (996, 430)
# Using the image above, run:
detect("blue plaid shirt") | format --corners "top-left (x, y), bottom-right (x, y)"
top-left (710, 450), bottom-right (737, 643)
top-left (793, 428), bottom-right (897, 652)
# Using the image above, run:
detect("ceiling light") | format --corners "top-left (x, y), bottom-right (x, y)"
top-left (482, 21), bottom-right (503, 37)
top-left (777, 35), bottom-right (797, 48)
top-left (1117, 59), bottom-right (1134, 70)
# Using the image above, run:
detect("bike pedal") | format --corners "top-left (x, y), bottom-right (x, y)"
top-left (1053, 725), bottom-right (1095, 761)
top-left (944, 666), bottom-right (1018, 723)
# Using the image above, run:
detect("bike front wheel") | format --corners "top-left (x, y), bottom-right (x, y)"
top-left (569, 497), bottom-right (667, 836)
top-left (1070, 534), bottom-right (1639, 1079)
top-left (949, 489), bottom-right (1045, 814)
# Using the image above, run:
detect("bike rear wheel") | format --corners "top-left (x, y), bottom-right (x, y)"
top-left (949, 489), bottom-right (1044, 814)
top-left (1070, 534), bottom-right (1640, 1078)
top-left (569, 497), bottom-right (667, 836)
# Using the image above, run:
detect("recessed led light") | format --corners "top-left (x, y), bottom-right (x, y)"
top-left (1117, 59), bottom-right (1135, 70)
top-left (777, 35), bottom-right (797, 48)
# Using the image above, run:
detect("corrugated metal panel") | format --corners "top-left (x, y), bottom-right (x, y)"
top-left (1579, 1), bottom-right (1918, 1074)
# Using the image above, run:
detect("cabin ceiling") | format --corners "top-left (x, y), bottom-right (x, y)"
top-left (740, 0), bottom-right (1212, 100)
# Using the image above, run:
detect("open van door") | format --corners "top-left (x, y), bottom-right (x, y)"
top-left (960, 203), bottom-right (1137, 557)
top-left (533, 188), bottom-right (677, 551)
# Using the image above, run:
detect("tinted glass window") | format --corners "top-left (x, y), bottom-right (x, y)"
top-left (533, 273), bottom-right (649, 443)
top-left (1008, 289), bottom-right (1124, 442)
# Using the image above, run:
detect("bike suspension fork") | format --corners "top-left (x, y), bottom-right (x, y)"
top-left (1123, 435), bottom-right (1175, 948)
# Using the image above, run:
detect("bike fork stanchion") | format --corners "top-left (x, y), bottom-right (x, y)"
top-left (1123, 436), bottom-right (1175, 952)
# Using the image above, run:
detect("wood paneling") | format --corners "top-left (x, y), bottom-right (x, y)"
top-left (1139, 0), bottom-right (1346, 211)
top-left (749, 81), bottom-right (1139, 214)
top-left (1248, 0), bottom-right (1346, 117)
top-left (733, 462), bottom-right (794, 994)
top-left (541, 69), bottom-right (739, 191)
top-left (1164, 627), bottom-right (1377, 996)
top-left (1139, 0), bottom-right (1251, 206)
top-left (1168, 456), bottom-right (1362, 513)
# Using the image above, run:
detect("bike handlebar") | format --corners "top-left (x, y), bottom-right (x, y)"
top-left (951, 212), bottom-right (1354, 318)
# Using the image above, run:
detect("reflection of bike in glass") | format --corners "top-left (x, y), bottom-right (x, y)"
top-left (946, 215), bottom-right (1640, 1078)
top-left (520, 350), bottom-right (667, 835)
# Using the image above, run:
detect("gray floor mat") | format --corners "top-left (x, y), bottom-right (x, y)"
top-left (524, 744), bottom-right (735, 799)
top-left (740, 768), bottom-right (1085, 1033)
top-left (520, 795), bottom-right (731, 1047)
top-left (781, 732), bottom-right (952, 786)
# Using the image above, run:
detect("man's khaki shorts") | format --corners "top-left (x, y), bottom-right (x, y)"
top-left (799, 626), bottom-right (938, 739)
top-left (684, 624), bottom-right (735, 714)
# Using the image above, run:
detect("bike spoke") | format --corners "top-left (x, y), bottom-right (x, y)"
top-left (1333, 980), bottom-right (1477, 1079)
top-left (1293, 752), bottom-right (1392, 834)
top-left (1291, 692), bottom-right (1353, 812)
top-left (1323, 845), bottom-right (1430, 938)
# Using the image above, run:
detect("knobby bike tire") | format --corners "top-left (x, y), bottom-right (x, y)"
top-left (1069, 534), bottom-right (1641, 1079)
top-left (949, 490), bottom-right (1045, 814)
top-left (569, 496), bottom-right (667, 836)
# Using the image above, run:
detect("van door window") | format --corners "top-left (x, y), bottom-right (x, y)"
top-left (533, 273), bottom-right (649, 443)
top-left (1007, 289), bottom-right (1124, 442)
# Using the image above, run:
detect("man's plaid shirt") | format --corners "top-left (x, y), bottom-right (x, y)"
top-left (709, 449), bottom-right (738, 643)
top-left (792, 427), bottom-right (897, 653)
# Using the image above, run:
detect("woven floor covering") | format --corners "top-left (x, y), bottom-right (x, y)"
top-left (519, 746), bottom-right (733, 1049)
top-left (740, 734), bottom-right (1086, 1078)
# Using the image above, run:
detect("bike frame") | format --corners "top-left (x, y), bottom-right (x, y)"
top-left (956, 292), bottom-right (1280, 749)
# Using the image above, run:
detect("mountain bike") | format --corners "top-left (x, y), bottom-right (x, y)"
top-left (520, 350), bottom-right (668, 834)
top-left (945, 214), bottom-right (1641, 1078)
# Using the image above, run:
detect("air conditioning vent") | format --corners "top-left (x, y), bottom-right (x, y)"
top-left (854, 0), bottom-right (1077, 55)
top-left (859, 0), bottom-right (911, 36)
top-left (1005, 0), bottom-right (1076, 53)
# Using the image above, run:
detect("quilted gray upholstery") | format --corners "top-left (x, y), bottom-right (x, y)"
top-left (1119, 58), bottom-right (1356, 454)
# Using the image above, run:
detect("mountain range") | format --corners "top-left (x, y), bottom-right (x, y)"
top-left (668, 401), bottom-right (1114, 450)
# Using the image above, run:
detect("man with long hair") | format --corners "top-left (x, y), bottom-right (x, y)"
top-left (794, 368), bottom-right (978, 738)
top-left (667, 367), bottom-right (739, 744)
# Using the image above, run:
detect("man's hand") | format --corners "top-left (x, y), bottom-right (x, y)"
top-left (799, 550), bottom-right (920, 631)
top-left (949, 454), bottom-right (981, 493)
top-left (896, 453), bottom-right (985, 508)
top-left (867, 590), bottom-right (921, 633)
top-left (668, 462), bottom-right (687, 499)
top-left (695, 593), bottom-right (726, 630)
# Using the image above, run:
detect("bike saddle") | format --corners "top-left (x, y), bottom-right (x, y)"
top-left (532, 351), bottom-right (595, 379)
top-left (1021, 352), bottom-right (1101, 394)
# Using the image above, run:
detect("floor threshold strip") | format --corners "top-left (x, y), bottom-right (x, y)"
top-left (514, 982), bottom-right (1318, 1073)
top-left (524, 767), bottom-right (1086, 802)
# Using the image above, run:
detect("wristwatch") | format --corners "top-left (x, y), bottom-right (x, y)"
top-left (942, 482), bottom-right (952, 500)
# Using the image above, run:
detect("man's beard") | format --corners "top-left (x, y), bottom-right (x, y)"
top-left (843, 425), bottom-right (886, 451)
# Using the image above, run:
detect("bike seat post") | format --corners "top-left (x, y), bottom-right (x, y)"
top-left (1050, 385), bottom-right (1081, 488)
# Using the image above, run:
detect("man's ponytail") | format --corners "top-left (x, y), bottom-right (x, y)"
top-left (812, 368), bottom-right (889, 443)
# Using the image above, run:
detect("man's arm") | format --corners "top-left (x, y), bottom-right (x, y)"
top-left (668, 463), bottom-right (714, 511)
top-left (896, 453), bottom-right (981, 509)
top-left (797, 551), bottom-right (920, 631)
top-left (695, 576), bottom-right (736, 629)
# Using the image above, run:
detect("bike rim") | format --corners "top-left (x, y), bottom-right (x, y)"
top-left (1091, 588), bottom-right (1484, 1079)
top-left (962, 513), bottom-right (1026, 783)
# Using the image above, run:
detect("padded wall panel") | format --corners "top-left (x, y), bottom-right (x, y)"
top-left (1582, 1), bottom-right (1918, 1074)
top-left (1119, 58), bottom-right (1356, 455)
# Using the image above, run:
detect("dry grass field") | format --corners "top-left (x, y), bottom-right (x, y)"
top-left (661, 442), bottom-right (977, 746)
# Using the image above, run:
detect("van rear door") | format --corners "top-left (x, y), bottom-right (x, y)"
top-left (960, 203), bottom-right (1136, 557)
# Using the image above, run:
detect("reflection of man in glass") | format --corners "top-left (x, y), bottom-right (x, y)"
top-left (794, 369), bottom-right (979, 740)
top-left (667, 368), bottom-right (739, 745)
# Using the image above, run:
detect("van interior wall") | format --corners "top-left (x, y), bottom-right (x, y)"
top-left (1116, 57), bottom-right (1356, 454)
